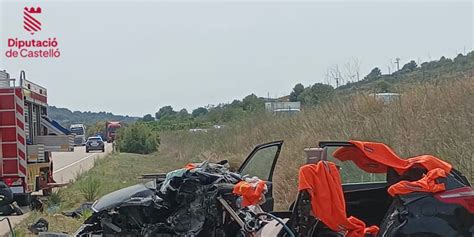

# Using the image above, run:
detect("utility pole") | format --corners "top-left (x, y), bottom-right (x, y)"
top-left (387, 66), bottom-right (391, 75)
top-left (395, 58), bottom-right (400, 71)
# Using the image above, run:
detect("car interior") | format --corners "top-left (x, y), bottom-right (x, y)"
top-left (266, 145), bottom-right (430, 237)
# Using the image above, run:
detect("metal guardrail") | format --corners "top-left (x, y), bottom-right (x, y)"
top-left (0, 217), bottom-right (15, 237)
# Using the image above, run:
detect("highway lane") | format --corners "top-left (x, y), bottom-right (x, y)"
top-left (53, 144), bottom-right (112, 184)
top-left (0, 143), bottom-right (112, 236)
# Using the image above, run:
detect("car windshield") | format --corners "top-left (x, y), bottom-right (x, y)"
top-left (326, 146), bottom-right (385, 184)
top-left (71, 127), bottom-right (84, 135)
top-left (88, 137), bottom-right (101, 141)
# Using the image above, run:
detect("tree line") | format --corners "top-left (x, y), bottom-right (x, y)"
top-left (141, 52), bottom-right (473, 131)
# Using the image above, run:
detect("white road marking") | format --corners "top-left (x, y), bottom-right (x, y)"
top-left (53, 154), bottom-right (96, 174)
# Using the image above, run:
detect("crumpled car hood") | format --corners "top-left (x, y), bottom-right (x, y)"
top-left (92, 180), bottom-right (156, 212)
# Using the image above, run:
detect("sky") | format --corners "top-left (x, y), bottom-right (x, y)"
top-left (1, 0), bottom-right (473, 116)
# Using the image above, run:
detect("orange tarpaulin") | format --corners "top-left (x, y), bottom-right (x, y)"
top-left (333, 141), bottom-right (451, 196)
top-left (233, 180), bottom-right (267, 207)
top-left (333, 141), bottom-right (452, 175)
top-left (388, 168), bottom-right (447, 196)
top-left (298, 162), bottom-right (379, 237)
top-left (184, 163), bottom-right (197, 170)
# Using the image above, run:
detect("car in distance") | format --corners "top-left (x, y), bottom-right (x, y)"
top-left (85, 136), bottom-right (105, 153)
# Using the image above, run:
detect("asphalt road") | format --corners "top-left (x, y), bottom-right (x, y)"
top-left (0, 143), bottom-right (112, 236)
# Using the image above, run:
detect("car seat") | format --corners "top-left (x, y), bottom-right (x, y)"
top-left (287, 161), bottom-right (378, 237)
top-left (288, 189), bottom-right (341, 237)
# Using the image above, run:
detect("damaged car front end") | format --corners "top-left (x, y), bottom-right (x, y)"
top-left (75, 141), bottom-right (285, 237)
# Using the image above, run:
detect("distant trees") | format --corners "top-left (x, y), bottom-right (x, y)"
top-left (289, 83), bottom-right (304, 102)
top-left (298, 83), bottom-right (334, 106)
top-left (288, 82), bottom-right (335, 106)
top-left (142, 114), bottom-right (155, 122)
top-left (48, 106), bottom-right (137, 129)
top-left (242, 94), bottom-right (264, 112)
top-left (401, 60), bottom-right (417, 72)
top-left (365, 67), bottom-right (382, 81)
top-left (192, 107), bottom-right (208, 117)
top-left (178, 109), bottom-right (189, 117)
top-left (155, 106), bottom-right (175, 120)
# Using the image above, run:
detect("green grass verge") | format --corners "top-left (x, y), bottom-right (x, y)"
top-left (15, 152), bottom-right (190, 235)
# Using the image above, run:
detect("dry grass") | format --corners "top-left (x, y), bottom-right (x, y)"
top-left (159, 77), bottom-right (474, 209)
top-left (15, 152), bottom-right (186, 235)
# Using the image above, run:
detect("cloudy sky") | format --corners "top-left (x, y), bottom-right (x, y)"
top-left (1, 0), bottom-right (472, 116)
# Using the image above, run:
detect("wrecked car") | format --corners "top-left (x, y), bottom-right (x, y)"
top-left (75, 141), bottom-right (474, 237)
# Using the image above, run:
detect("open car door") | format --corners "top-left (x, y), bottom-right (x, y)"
top-left (238, 140), bottom-right (283, 211)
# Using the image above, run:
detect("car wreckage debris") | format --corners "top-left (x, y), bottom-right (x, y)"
top-left (74, 160), bottom-right (284, 236)
top-left (63, 202), bottom-right (94, 218)
top-left (28, 218), bottom-right (49, 235)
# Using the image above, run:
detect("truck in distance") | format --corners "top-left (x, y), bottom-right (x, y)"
top-left (70, 124), bottom-right (87, 146)
top-left (106, 121), bottom-right (121, 142)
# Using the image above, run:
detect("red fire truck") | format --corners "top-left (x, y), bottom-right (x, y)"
top-left (0, 70), bottom-right (73, 205)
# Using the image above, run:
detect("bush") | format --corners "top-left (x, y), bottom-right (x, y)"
top-left (79, 176), bottom-right (101, 202)
top-left (117, 122), bottom-right (160, 154)
top-left (47, 190), bottom-right (63, 207)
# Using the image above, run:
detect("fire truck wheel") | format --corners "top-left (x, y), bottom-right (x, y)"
top-left (14, 193), bottom-right (32, 207)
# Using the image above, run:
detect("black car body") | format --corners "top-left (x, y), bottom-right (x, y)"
top-left (85, 136), bottom-right (105, 153)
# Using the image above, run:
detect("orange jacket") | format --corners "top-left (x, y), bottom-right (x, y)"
top-left (388, 168), bottom-right (447, 196)
top-left (298, 162), bottom-right (379, 237)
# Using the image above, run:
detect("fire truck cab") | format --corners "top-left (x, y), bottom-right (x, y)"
top-left (0, 70), bottom-right (73, 205)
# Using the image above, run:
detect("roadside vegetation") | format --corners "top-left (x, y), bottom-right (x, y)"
top-left (15, 152), bottom-right (183, 235)
top-left (116, 122), bottom-right (161, 154)
top-left (159, 76), bottom-right (473, 209)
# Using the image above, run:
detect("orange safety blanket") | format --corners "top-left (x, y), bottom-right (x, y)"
top-left (233, 180), bottom-right (266, 207)
top-left (333, 141), bottom-right (452, 175)
top-left (388, 168), bottom-right (447, 196)
top-left (298, 162), bottom-right (379, 237)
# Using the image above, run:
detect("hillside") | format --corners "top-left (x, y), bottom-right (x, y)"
top-left (156, 77), bottom-right (473, 209)
top-left (146, 52), bottom-right (474, 131)
top-left (338, 52), bottom-right (474, 91)
top-left (47, 106), bottom-right (138, 128)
